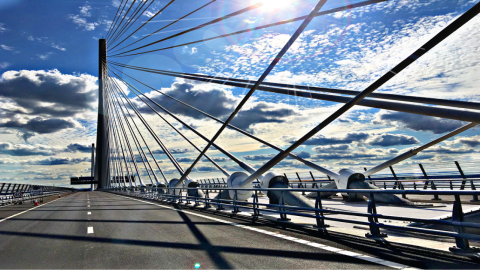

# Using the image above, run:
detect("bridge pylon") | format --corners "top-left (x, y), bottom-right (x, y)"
top-left (94, 39), bottom-right (109, 189)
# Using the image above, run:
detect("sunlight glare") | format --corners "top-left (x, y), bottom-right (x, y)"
top-left (251, 0), bottom-right (292, 11)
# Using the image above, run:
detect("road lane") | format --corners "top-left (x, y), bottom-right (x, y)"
top-left (0, 191), bottom-right (476, 269)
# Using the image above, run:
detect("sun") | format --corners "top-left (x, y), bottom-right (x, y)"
top-left (251, 0), bottom-right (293, 11)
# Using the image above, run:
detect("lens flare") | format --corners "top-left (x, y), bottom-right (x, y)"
top-left (251, 0), bottom-right (292, 11)
top-left (194, 263), bottom-right (201, 269)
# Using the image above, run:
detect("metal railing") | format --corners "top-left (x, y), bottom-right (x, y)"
top-left (107, 186), bottom-right (480, 256)
top-left (0, 183), bottom-right (75, 206)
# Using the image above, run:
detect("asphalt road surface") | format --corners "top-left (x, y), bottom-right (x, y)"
top-left (0, 191), bottom-right (477, 269)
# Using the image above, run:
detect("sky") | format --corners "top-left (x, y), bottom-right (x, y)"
top-left (0, 0), bottom-right (479, 187)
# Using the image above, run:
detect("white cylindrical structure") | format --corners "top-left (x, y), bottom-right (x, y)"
top-left (227, 172), bottom-right (253, 201)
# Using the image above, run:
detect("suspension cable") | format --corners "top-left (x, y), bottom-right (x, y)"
top-left (111, 2), bottom-right (263, 56)
top-left (109, 0), bottom-right (154, 46)
top-left (110, 66), bottom-right (338, 177)
top-left (106, 79), bottom-right (157, 185)
top-left (110, 0), bottom-right (385, 57)
top-left (110, 0), bottom-right (217, 52)
top-left (106, 0), bottom-right (127, 40)
top-left (108, 76), bottom-right (169, 184)
top-left (108, 0), bottom-right (138, 43)
top-left (108, 68), bottom-right (232, 177)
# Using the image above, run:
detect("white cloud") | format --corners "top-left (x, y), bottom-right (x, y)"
top-left (0, 23), bottom-right (8, 33)
top-left (0, 62), bottom-right (10, 69)
top-left (79, 4), bottom-right (92, 17)
top-left (35, 52), bottom-right (53, 60)
top-left (1, 44), bottom-right (13, 51)
top-left (68, 14), bottom-right (98, 31)
top-left (143, 10), bottom-right (157, 18)
top-left (52, 44), bottom-right (66, 51)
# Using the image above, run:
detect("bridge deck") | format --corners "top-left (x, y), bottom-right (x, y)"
top-left (0, 192), bottom-right (477, 269)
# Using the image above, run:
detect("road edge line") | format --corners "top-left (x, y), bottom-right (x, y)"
top-left (113, 193), bottom-right (420, 270)
top-left (0, 197), bottom-right (65, 224)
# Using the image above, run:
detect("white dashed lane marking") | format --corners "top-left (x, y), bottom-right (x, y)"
top-left (87, 226), bottom-right (94, 234)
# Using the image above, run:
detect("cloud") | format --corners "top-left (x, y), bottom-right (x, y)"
top-left (293, 151), bottom-right (311, 159)
top-left (140, 82), bottom-right (237, 119)
top-left (139, 81), bottom-right (296, 130)
top-left (177, 157), bottom-right (195, 163)
top-left (79, 4), bottom-right (92, 17)
top-left (1, 45), bottom-right (13, 51)
top-left (311, 152), bottom-right (378, 160)
top-left (18, 131), bottom-right (35, 142)
top-left (313, 145), bottom-right (350, 153)
top-left (0, 69), bottom-right (97, 118)
top-left (143, 10), bottom-right (157, 17)
top-left (423, 145), bottom-right (476, 154)
top-left (0, 118), bottom-right (77, 134)
top-left (0, 142), bottom-right (61, 156)
top-left (410, 154), bottom-right (435, 160)
top-left (0, 23), bottom-right (7, 33)
top-left (367, 134), bottom-right (420, 147)
top-left (68, 14), bottom-right (98, 31)
top-left (455, 135), bottom-right (480, 147)
top-left (195, 166), bottom-right (218, 172)
top-left (52, 44), bottom-right (66, 51)
top-left (26, 36), bottom-right (66, 51)
top-left (205, 157), bottom-right (231, 162)
top-left (243, 153), bottom-right (275, 161)
top-left (27, 157), bottom-right (89, 166)
top-left (36, 52), bottom-right (53, 60)
top-left (0, 62), bottom-right (10, 69)
top-left (375, 112), bottom-right (465, 134)
top-left (206, 156), bottom-right (229, 162)
top-left (152, 148), bottom-right (191, 154)
top-left (65, 143), bottom-right (93, 153)
top-left (230, 102), bottom-right (295, 130)
top-left (297, 132), bottom-right (370, 146)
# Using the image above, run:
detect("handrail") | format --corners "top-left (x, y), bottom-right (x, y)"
top-left (108, 186), bottom-right (480, 256)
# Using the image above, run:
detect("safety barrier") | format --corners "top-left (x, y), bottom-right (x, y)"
top-left (108, 186), bottom-right (480, 257)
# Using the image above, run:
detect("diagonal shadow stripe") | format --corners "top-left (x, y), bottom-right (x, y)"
top-left (0, 230), bottom-right (372, 264)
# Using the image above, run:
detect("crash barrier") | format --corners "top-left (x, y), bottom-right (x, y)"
top-left (108, 187), bottom-right (480, 258)
top-left (0, 183), bottom-right (75, 206)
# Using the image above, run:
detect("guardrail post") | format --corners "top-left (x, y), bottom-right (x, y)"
top-left (190, 189), bottom-right (197, 207)
top-left (204, 189), bottom-right (211, 209)
top-left (277, 190), bottom-right (290, 221)
top-left (232, 190), bottom-right (240, 215)
top-left (419, 164), bottom-right (440, 200)
top-left (296, 172), bottom-right (306, 195)
top-left (178, 188), bottom-right (183, 204)
top-left (389, 166), bottom-right (406, 198)
top-left (252, 190), bottom-right (261, 222)
top-left (366, 193), bottom-right (387, 239)
top-left (216, 193), bottom-right (225, 211)
top-left (310, 171), bottom-right (319, 188)
top-left (455, 161), bottom-right (467, 190)
top-left (455, 161), bottom-right (478, 202)
top-left (448, 195), bottom-right (480, 256)
top-left (314, 191), bottom-right (329, 230)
